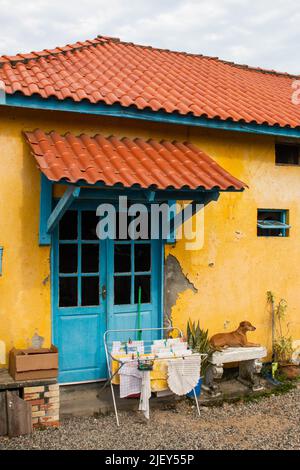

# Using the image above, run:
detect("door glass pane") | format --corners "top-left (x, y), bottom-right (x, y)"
top-left (59, 210), bottom-right (77, 240)
top-left (135, 275), bottom-right (151, 303)
top-left (129, 211), bottom-right (151, 240)
top-left (81, 244), bottom-right (99, 273)
top-left (114, 276), bottom-right (131, 304)
top-left (59, 277), bottom-right (78, 307)
top-left (82, 276), bottom-right (100, 306)
top-left (134, 244), bottom-right (151, 272)
top-left (82, 211), bottom-right (99, 240)
top-left (115, 213), bottom-right (131, 240)
top-left (59, 245), bottom-right (78, 273)
top-left (114, 244), bottom-right (131, 273)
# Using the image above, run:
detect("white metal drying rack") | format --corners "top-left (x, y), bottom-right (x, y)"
top-left (104, 326), bottom-right (205, 426)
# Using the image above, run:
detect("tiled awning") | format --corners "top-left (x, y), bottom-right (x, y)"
top-left (24, 129), bottom-right (246, 191)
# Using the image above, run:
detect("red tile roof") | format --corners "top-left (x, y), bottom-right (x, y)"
top-left (24, 129), bottom-right (246, 190)
top-left (1, 36), bottom-right (300, 129)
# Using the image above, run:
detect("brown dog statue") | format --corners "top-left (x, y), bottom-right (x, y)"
top-left (210, 321), bottom-right (260, 349)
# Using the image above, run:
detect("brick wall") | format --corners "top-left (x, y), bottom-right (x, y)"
top-left (23, 383), bottom-right (59, 427)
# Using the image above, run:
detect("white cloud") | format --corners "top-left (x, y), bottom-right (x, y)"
top-left (0, 0), bottom-right (298, 74)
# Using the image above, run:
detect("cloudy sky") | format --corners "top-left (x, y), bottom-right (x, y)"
top-left (0, 0), bottom-right (299, 74)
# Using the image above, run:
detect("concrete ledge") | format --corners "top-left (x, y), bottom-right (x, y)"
top-left (0, 368), bottom-right (57, 390)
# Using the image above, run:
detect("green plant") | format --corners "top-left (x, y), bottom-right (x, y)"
top-left (186, 319), bottom-right (213, 374)
top-left (273, 337), bottom-right (294, 364)
top-left (267, 292), bottom-right (294, 363)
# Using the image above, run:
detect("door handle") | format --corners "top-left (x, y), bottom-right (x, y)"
top-left (101, 285), bottom-right (107, 301)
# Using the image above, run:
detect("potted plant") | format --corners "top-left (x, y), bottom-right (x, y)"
top-left (186, 318), bottom-right (213, 397)
top-left (267, 292), bottom-right (294, 368)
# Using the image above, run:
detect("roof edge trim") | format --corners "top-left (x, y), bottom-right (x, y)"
top-left (4, 94), bottom-right (300, 139)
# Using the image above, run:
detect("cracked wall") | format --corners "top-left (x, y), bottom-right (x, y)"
top-left (164, 254), bottom-right (197, 329)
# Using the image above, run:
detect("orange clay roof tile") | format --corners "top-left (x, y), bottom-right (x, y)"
top-left (24, 130), bottom-right (246, 190)
top-left (0, 36), bottom-right (299, 128)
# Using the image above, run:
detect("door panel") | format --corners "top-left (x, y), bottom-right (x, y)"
top-left (58, 314), bottom-right (103, 383)
top-left (107, 238), bottom-right (162, 344)
top-left (53, 208), bottom-right (107, 383)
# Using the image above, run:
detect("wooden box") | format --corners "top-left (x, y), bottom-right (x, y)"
top-left (9, 345), bottom-right (58, 381)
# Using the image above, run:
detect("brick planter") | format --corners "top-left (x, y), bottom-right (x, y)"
top-left (23, 383), bottom-right (59, 427)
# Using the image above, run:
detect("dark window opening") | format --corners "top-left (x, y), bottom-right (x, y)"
top-left (257, 209), bottom-right (290, 237)
top-left (114, 276), bottom-right (131, 304)
top-left (114, 244), bottom-right (131, 273)
top-left (81, 244), bottom-right (99, 273)
top-left (59, 210), bottom-right (77, 240)
top-left (134, 244), bottom-right (151, 272)
top-left (82, 211), bottom-right (99, 240)
top-left (115, 213), bottom-right (132, 240)
top-left (81, 276), bottom-right (100, 306)
top-left (115, 209), bottom-right (151, 240)
top-left (59, 245), bottom-right (78, 273)
top-left (275, 144), bottom-right (300, 165)
top-left (59, 277), bottom-right (77, 307)
top-left (135, 275), bottom-right (151, 303)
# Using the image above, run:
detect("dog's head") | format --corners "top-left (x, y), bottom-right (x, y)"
top-left (239, 321), bottom-right (256, 331)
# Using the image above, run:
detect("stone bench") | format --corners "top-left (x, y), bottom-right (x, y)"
top-left (204, 346), bottom-right (267, 396)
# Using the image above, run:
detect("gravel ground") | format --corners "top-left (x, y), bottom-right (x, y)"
top-left (1, 388), bottom-right (299, 450)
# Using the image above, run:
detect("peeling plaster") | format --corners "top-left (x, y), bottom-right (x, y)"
top-left (164, 254), bottom-right (197, 328)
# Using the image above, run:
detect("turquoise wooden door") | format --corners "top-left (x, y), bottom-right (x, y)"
top-left (52, 204), bottom-right (163, 383)
top-left (52, 207), bottom-right (107, 383)
top-left (107, 238), bottom-right (162, 344)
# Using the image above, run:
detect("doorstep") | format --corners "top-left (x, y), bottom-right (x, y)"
top-left (60, 382), bottom-right (181, 418)
top-left (60, 377), bottom-right (274, 418)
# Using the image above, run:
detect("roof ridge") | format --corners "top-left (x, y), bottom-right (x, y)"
top-left (0, 34), bottom-right (299, 79)
top-left (0, 36), bottom-right (107, 66)
top-left (106, 36), bottom-right (300, 79)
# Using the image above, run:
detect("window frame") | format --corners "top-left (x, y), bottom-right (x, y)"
top-left (113, 240), bottom-right (152, 306)
top-left (257, 209), bottom-right (290, 238)
top-left (275, 143), bottom-right (300, 166)
top-left (58, 209), bottom-right (101, 308)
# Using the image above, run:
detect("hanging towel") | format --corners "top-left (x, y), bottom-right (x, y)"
top-left (138, 370), bottom-right (151, 419)
top-left (119, 361), bottom-right (143, 398)
top-left (167, 355), bottom-right (201, 395)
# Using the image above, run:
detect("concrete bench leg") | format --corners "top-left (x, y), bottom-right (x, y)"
top-left (203, 363), bottom-right (223, 397)
top-left (237, 359), bottom-right (264, 391)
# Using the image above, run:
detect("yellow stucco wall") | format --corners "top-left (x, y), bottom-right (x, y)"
top-left (166, 128), bottom-right (300, 354)
top-left (0, 105), bottom-right (299, 366)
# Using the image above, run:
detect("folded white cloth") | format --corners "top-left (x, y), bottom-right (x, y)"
top-left (167, 355), bottom-right (201, 395)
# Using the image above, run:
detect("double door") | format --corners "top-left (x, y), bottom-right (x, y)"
top-left (52, 203), bottom-right (162, 383)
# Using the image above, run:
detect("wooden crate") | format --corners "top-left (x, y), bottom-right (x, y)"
top-left (9, 345), bottom-right (58, 380)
